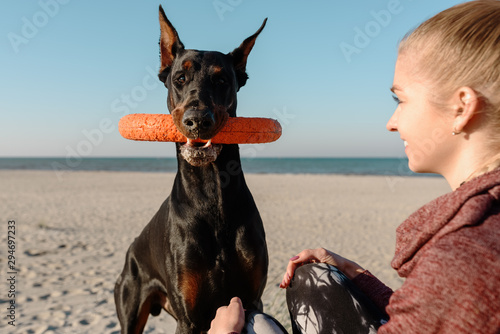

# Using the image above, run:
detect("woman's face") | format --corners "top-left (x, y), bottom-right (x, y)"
top-left (387, 55), bottom-right (456, 174)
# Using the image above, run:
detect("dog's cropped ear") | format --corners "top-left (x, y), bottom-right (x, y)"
top-left (159, 5), bottom-right (185, 82)
top-left (229, 18), bottom-right (267, 89)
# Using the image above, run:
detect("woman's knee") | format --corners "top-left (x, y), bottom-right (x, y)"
top-left (285, 263), bottom-right (383, 334)
top-left (288, 263), bottom-right (346, 293)
top-left (244, 311), bottom-right (287, 334)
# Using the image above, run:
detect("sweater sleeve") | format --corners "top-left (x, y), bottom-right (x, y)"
top-left (352, 270), bottom-right (393, 314)
top-left (378, 230), bottom-right (500, 334)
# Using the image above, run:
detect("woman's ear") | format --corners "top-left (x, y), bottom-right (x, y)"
top-left (452, 86), bottom-right (481, 134)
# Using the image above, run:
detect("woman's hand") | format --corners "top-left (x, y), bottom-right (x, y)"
top-left (208, 297), bottom-right (245, 334)
top-left (279, 248), bottom-right (365, 288)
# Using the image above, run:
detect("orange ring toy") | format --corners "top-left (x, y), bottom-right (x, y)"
top-left (119, 114), bottom-right (282, 144)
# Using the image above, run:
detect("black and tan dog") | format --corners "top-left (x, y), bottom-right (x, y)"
top-left (114, 6), bottom-right (269, 334)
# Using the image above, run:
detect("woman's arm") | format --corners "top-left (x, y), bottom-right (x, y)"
top-left (280, 248), bottom-right (393, 313)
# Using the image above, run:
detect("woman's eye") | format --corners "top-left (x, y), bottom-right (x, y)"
top-left (392, 95), bottom-right (401, 105)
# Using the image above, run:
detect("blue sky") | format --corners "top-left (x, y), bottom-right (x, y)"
top-left (1, 0), bottom-right (465, 158)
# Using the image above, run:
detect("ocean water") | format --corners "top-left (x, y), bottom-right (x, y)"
top-left (0, 157), bottom-right (430, 177)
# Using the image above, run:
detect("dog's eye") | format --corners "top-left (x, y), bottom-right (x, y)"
top-left (214, 76), bottom-right (227, 86)
top-left (176, 75), bottom-right (186, 85)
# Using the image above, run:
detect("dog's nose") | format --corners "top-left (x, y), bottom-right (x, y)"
top-left (182, 109), bottom-right (216, 137)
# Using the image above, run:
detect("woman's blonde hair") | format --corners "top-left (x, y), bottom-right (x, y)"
top-left (399, 0), bottom-right (500, 137)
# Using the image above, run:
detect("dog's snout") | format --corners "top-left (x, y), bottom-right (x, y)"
top-left (182, 109), bottom-right (216, 136)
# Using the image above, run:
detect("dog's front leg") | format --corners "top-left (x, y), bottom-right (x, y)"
top-left (115, 247), bottom-right (151, 334)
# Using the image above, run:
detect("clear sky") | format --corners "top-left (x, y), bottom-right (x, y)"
top-left (1, 0), bottom-right (465, 158)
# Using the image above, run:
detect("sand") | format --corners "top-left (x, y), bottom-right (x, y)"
top-left (0, 170), bottom-right (450, 333)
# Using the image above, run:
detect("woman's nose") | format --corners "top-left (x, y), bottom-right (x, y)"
top-left (386, 111), bottom-right (398, 132)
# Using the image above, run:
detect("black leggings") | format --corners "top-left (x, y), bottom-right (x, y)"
top-left (286, 263), bottom-right (388, 334)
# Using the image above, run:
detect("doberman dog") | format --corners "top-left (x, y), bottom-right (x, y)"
top-left (114, 6), bottom-right (269, 334)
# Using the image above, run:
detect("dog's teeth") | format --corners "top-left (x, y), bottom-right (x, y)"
top-left (186, 138), bottom-right (194, 147)
top-left (203, 140), bottom-right (212, 148)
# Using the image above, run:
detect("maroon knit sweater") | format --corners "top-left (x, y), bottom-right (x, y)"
top-left (353, 169), bottom-right (500, 333)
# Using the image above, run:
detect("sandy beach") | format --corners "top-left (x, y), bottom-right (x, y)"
top-left (0, 170), bottom-right (450, 333)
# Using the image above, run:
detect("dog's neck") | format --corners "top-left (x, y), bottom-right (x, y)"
top-left (173, 143), bottom-right (247, 200)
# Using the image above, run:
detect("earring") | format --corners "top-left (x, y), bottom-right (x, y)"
top-left (452, 128), bottom-right (461, 136)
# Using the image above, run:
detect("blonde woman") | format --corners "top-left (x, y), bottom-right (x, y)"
top-left (210, 1), bottom-right (500, 333)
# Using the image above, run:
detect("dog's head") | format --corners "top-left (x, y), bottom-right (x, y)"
top-left (157, 6), bottom-right (266, 166)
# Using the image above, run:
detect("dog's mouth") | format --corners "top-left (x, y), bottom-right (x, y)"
top-left (171, 104), bottom-right (229, 167)
top-left (179, 138), bottom-right (222, 167)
